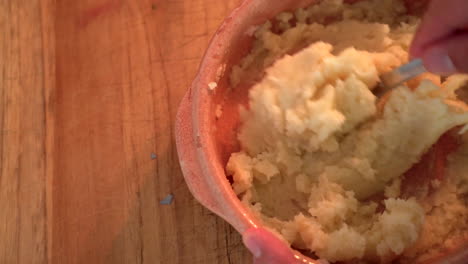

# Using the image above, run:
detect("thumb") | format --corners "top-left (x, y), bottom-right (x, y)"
top-left (421, 33), bottom-right (468, 75)
top-left (242, 228), bottom-right (300, 264)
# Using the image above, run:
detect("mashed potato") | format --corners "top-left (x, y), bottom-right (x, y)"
top-left (226, 0), bottom-right (468, 263)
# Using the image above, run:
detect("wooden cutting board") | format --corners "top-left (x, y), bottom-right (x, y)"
top-left (0, 0), bottom-right (252, 263)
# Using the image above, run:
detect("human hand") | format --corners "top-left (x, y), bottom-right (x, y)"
top-left (410, 0), bottom-right (468, 74)
top-left (242, 228), bottom-right (307, 264)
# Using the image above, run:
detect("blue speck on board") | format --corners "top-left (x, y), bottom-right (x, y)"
top-left (151, 153), bottom-right (157, 160)
top-left (160, 194), bottom-right (174, 205)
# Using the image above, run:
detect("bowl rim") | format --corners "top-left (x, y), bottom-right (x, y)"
top-left (177, 0), bottom-right (262, 233)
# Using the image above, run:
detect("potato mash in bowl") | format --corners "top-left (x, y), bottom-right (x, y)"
top-left (225, 0), bottom-right (468, 263)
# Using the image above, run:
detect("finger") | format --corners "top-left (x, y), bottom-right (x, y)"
top-left (422, 32), bottom-right (468, 74)
top-left (410, 0), bottom-right (468, 58)
top-left (243, 228), bottom-right (300, 264)
top-left (403, 0), bottom-right (430, 15)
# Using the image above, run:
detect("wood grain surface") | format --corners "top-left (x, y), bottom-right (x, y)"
top-left (0, 0), bottom-right (252, 263)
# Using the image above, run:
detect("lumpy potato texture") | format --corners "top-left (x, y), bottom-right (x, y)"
top-left (226, 0), bottom-right (468, 263)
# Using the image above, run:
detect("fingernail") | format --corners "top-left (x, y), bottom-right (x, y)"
top-left (243, 232), bottom-right (262, 258)
top-left (423, 46), bottom-right (457, 75)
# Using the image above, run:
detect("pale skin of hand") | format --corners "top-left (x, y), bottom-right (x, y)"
top-left (410, 0), bottom-right (468, 74)
top-left (243, 0), bottom-right (468, 263)
top-left (243, 228), bottom-right (306, 264)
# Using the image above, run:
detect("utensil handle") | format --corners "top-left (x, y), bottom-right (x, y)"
top-left (381, 59), bottom-right (427, 88)
top-left (396, 59), bottom-right (426, 80)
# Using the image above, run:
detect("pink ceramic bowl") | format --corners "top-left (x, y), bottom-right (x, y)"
top-left (175, 0), bottom-right (468, 263)
top-left (175, 0), bottom-right (319, 262)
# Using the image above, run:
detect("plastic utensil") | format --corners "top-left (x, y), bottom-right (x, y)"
top-left (374, 59), bottom-right (427, 97)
